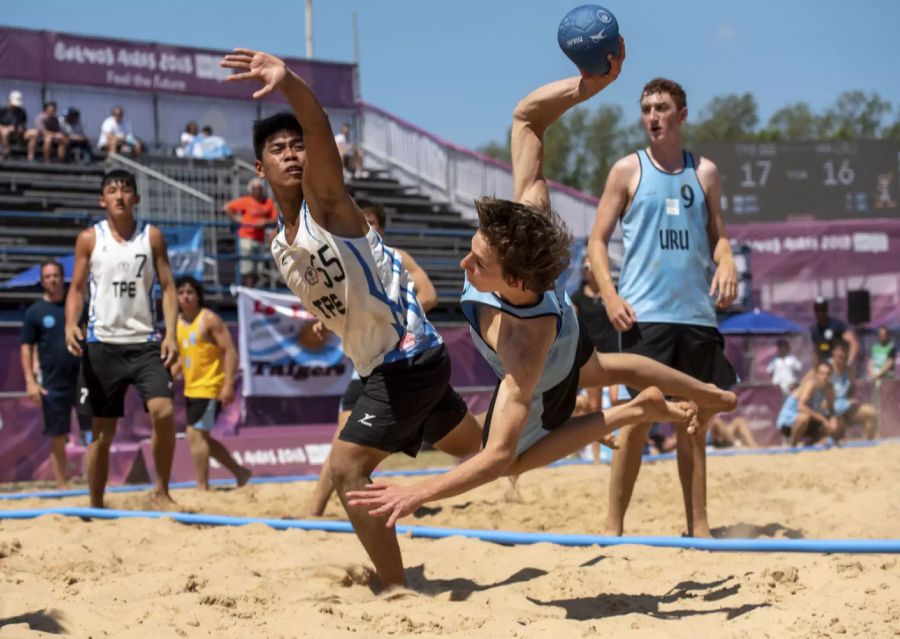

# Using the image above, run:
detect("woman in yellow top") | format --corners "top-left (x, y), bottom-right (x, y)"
top-left (173, 276), bottom-right (251, 490)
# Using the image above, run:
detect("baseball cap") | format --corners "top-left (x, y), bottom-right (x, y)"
top-left (8, 90), bottom-right (23, 107)
top-left (813, 296), bottom-right (828, 310)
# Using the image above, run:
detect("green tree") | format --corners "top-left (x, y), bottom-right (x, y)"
top-left (881, 115), bottom-right (900, 140)
top-left (760, 102), bottom-right (822, 141)
top-left (476, 138), bottom-right (511, 164)
top-left (819, 91), bottom-right (892, 139)
top-left (685, 93), bottom-right (759, 143)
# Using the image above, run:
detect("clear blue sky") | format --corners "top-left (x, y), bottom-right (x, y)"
top-left (5, 0), bottom-right (899, 148)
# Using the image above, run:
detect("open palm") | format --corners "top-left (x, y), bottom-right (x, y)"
top-left (221, 48), bottom-right (288, 99)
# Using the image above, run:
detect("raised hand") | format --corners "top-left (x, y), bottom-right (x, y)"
top-left (221, 48), bottom-right (289, 99)
top-left (580, 36), bottom-right (627, 93)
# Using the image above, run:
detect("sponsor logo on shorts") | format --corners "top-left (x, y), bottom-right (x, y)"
top-left (358, 413), bottom-right (375, 427)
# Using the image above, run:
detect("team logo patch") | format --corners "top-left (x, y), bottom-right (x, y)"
top-left (304, 266), bottom-right (319, 285)
top-left (665, 198), bottom-right (680, 216)
top-left (398, 332), bottom-right (417, 352)
top-left (42, 314), bottom-right (56, 329)
top-left (116, 261), bottom-right (130, 272)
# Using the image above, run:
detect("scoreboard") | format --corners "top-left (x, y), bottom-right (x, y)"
top-left (693, 140), bottom-right (899, 223)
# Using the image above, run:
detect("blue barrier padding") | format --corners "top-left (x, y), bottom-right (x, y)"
top-left (1, 507), bottom-right (898, 553)
top-left (2, 438), bottom-right (894, 501)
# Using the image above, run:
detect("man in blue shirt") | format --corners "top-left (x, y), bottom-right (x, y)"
top-left (20, 260), bottom-right (83, 487)
top-left (810, 297), bottom-right (858, 367)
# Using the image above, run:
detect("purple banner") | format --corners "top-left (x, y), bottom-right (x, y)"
top-left (728, 218), bottom-right (900, 325)
top-left (0, 26), bottom-right (355, 107)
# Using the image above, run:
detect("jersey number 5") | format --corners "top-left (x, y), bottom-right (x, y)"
top-left (313, 245), bottom-right (346, 288)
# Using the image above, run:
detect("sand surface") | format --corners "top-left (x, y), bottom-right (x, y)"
top-left (1, 444), bottom-right (899, 638)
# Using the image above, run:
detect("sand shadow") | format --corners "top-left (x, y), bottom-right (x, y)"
top-left (712, 522), bottom-right (804, 539)
top-left (527, 575), bottom-right (768, 621)
top-left (0, 609), bottom-right (66, 634)
top-left (405, 564), bottom-right (547, 601)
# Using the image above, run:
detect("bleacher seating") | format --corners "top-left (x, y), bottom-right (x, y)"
top-left (0, 157), bottom-right (475, 320)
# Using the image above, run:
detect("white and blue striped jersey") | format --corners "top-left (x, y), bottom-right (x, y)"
top-left (87, 219), bottom-right (158, 344)
top-left (271, 202), bottom-right (441, 377)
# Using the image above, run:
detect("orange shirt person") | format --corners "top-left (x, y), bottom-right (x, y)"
top-left (223, 178), bottom-right (278, 286)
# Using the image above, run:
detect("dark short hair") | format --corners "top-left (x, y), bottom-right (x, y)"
top-left (831, 340), bottom-right (849, 353)
top-left (100, 169), bottom-right (137, 193)
top-left (44, 101), bottom-right (57, 111)
top-left (201, 125), bottom-right (213, 135)
top-left (475, 196), bottom-right (573, 293)
top-left (641, 78), bottom-right (687, 110)
top-left (253, 112), bottom-right (304, 161)
top-left (39, 260), bottom-right (64, 279)
top-left (355, 197), bottom-right (386, 229)
top-left (776, 338), bottom-right (789, 350)
top-left (175, 275), bottom-right (204, 308)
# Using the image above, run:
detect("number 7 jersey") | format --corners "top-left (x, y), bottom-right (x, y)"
top-left (271, 202), bottom-right (441, 376)
top-left (87, 219), bottom-right (158, 344)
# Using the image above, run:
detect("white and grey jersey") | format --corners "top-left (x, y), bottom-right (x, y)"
top-left (271, 202), bottom-right (441, 376)
top-left (87, 220), bottom-right (158, 344)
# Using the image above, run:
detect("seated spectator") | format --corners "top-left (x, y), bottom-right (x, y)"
top-left (25, 101), bottom-right (68, 162)
top-left (223, 178), bottom-right (278, 287)
top-left (766, 338), bottom-right (803, 396)
top-left (98, 105), bottom-right (143, 158)
top-left (708, 415), bottom-right (758, 448)
top-left (176, 121), bottom-right (199, 158)
top-left (868, 326), bottom-right (896, 385)
top-left (775, 361), bottom-right (841, 447)
top-left (831, 341), bottom-right (877, 439)
top-left (59, 107), bottom-right (92, 162)
top-left (187, 125), bottom-right (232, 159)
top-left (334, 122), bottom-right (362, 177)
top-left (810, 296), bottom-right (858, 366)
top-left (0, 90), bottom-right (28, 159)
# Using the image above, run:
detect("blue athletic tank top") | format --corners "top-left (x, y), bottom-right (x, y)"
top-left (460, 277), bottom-right (583, 454)
top-left (617, 150), bottom-right (716, 327)
top-left (832, 371), bottom-right (850, 401)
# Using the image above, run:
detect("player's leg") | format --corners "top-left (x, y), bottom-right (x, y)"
top-left (40, 395), bottom-right (72, 488)
top-left (87, 417), bottom-right (118, 508)
top-left (506, 387), bottom-right (693, 475)
top-left (675, 420), bottom-right (709, 537)
top-left (48, 435), bottom-right (68, 488)
top-left (83, 343), bottom-right (125, 507)
top-left (604, 420), bottom-right (651, 535)
top-left (309, 379), bottom-right (362, 516)
top-left (789, 413), bottom-right (812, 447)
top-left (132, 343), bottom-right (176, 503)
top-left (855, 403), bottom-right (878, 439)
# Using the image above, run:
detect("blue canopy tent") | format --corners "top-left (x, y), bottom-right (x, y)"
top-left (719, 309), bottom-right (805, 383)
top-left (1, 255), bottom-right (76, 288)
top-left (720, 309), bottom-right (805, 336)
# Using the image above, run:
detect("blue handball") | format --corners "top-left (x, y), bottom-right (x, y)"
top-left (557, 5), bottom-right (620, 75)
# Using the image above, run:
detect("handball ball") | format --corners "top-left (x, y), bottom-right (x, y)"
top-left (558, 5), bottom-right (620, 75)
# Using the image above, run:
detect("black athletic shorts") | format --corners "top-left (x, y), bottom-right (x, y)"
top-left (83, 342), bottom-right (173, 418)
top-left (481, 322), bottom-right (596, 447)
top-left (338, 344), bottom-right (469, 457)
top-left (185, 397), bottom-right (222, 431)
top-left (620, 322), bottom-right (737, 396)
top-left (779, 418), bottom-right (824, 441)
top-left (339, 378), bottom-right (365, 413)
top-left (40, 392), bottom-right (75, 437)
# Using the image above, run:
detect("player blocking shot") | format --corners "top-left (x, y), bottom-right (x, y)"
top-left (221, 48), bottom-right (486, 590)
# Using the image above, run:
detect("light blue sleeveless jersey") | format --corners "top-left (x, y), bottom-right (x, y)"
top-left (460, 277), bottom-right (585, 455)
top-left (617, 150), bottom-right (717, 327)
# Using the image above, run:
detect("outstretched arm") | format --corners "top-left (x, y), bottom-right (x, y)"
top-left (512, 38), bottom-right (625, 206)
top-left (221, 49), bottom-right (366, 237)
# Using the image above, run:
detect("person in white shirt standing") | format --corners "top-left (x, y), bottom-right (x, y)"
top-left (767, 338), bottom-right (803, 396)
top-left (65, 170), bottom-right (178, 508)
top-left (97, 106), bottom-right (143, 158)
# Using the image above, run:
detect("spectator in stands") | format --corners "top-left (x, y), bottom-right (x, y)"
top-left (0, 90), bottom-right (28, 160)
top-left (187, 125), bottom-right (232, 159)
top-left (98, 105), bottom-right (143, 158)
top-left (19, 260), bottom-right (83, 488)
top-left (24, 102), bottom-right (68, 162)
top-left (868, 326), bottom-right (896, 384)
top-left (224, 177), bottom-right (278, 287)
top-left (767, 338), bottom-right (803, 396)
top-left (176, 121), bottom-right (199, 158)
top-left (775, 360), bottom-right (840, 447)
top-left (59, 107), bottom-right (92, 162)
top-left (830, 341), bottom-right (877, 440)
top-left (334, 122), bottom-right (362, 178)
top-left (810, 296), bottom-right (858, 366)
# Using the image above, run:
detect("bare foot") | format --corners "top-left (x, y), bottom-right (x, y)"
top-left (148, 490), bottom-right (176, 509)
top-left (235, 467), bottom-right (253, 487)
top-left (634, 387), bottom-right (696, 426)
top-left (689, 524), bottom-right (713, 538)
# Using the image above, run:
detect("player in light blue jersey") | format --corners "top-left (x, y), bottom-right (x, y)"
top-left (589, 77), bottom-right (739, 538)
top-left (349, 42), bottom-right (737, 534)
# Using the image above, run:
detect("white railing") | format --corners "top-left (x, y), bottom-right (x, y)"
top-left (360, 102), bottom-right (608, 238)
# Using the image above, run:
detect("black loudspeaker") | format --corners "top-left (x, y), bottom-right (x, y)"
top-left (847, 289), bottom-right (871, 325)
